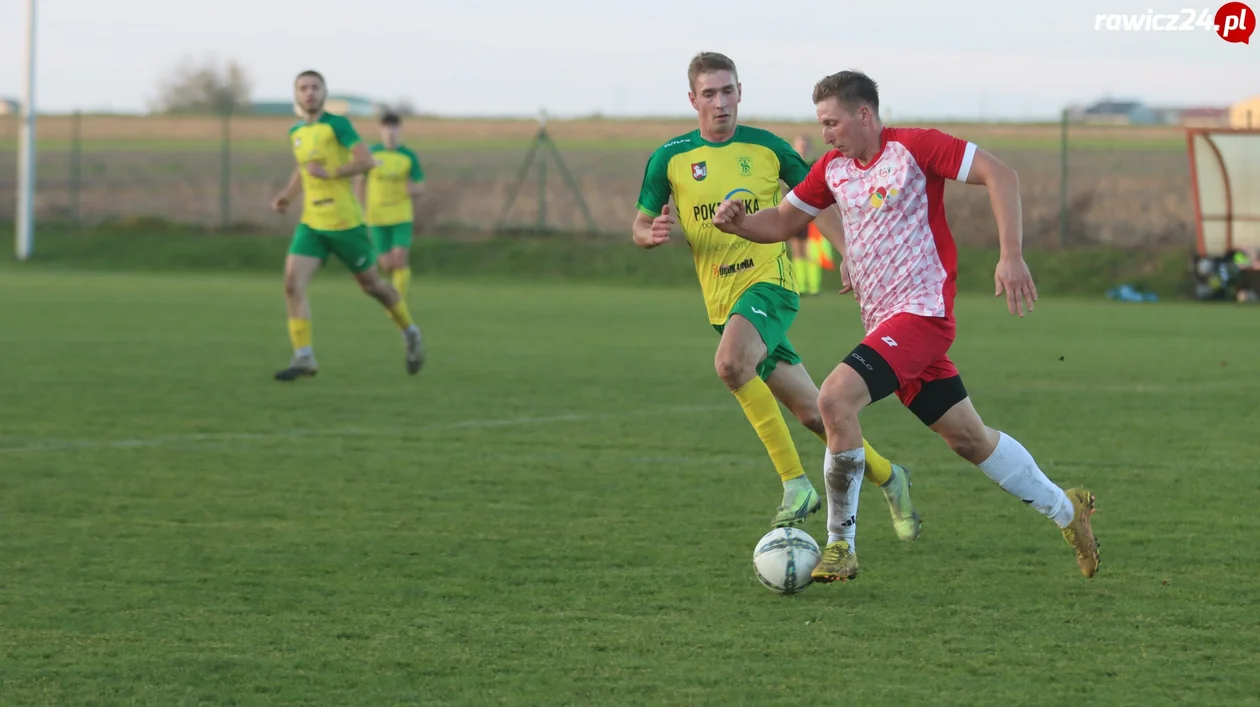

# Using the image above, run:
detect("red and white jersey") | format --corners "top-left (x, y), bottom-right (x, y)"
top-left (786, 127), bottom-right (977, 332)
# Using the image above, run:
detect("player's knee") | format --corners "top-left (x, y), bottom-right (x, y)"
top-left (283, 274), bottom-right (304, 300)
top-left (818, 368), bottom-right (867, 422)
top-left (714, 354), bottom-right (755, 389)
top-left (938, 423), bottom-right (991, 464)
top-left (354, 273), bottom-right (381, 296)
top-left (943, 431), bottom-right (983, 462)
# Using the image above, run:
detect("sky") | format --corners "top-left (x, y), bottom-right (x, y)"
top-left (0, 0), bottom-right (1254, 121)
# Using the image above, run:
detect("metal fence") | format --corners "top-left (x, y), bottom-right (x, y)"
top-left (0, 111), bottom-right (1197, 248)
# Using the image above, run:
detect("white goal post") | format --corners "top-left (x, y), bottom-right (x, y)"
top-left (14, 0), bottom-right (37, 261)
top-left (1187, 128), bottom-right (1260, 257)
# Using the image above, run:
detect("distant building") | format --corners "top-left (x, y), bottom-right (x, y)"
top-left (325, 95), bottom-right (379, 117)
top-left (1230, 95), bottom-right (1260, 129)
top-left (1148, 106), bottom-right (1182, 125)
top-left (1176, 106), bottom-right (1231, 127)
top-left (1074, 100), bottom-right (1158, 125)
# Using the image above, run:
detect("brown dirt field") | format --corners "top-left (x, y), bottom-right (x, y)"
top-left (0, 115), bottom-right (1198, 248)
top-left (0, 114), bottom-right (1188, 145)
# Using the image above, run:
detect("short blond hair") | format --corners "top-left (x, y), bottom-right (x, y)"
top-left (688, 52), bottom-right (738, 92)
top-left (812, 70), bottom-right (879, 113)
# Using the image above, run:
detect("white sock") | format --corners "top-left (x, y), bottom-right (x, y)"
top-left (825, 447), bottom-right (864, 551)
top-left (977, 432), bottom-right (1074, 528)
top-left (295, 346), bottom-right (313, 358)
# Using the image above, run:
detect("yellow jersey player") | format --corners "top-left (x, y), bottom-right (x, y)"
top-left (632, 52), bottom-right (920, 543)
top-left (355, 112), bottom-right (426, 301)
top-left (269, 70), bottom-right (425, 381)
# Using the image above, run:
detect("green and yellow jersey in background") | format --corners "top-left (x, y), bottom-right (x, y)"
top-left (289, 113), bottom-right (364, 231)
top-left (635, 125), bottom-right (810, 325)
top-left (365, 144), bottom-right (425, 227)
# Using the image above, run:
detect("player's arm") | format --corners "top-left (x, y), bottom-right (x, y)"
top-left (633, 205), bottom-right (675, 249)
top-left (271, 166), bottom-right (302, 212)
top-left (353, 174), bottom-right (366, 205)
top-left (964, 148), bottom-right (1021, 261)
top-left (966, 147), bottom-right (1035, 315)
top-left (334, 142), bottom-right (375, 178)
top-left (632, 149), bottom-right (674, 249)
top-left (406, 149), bottom-right (426, 199)
top-left (910, 127), bottom-right (1035, 316)
top-left (712, 198), bottom-right (813, 243)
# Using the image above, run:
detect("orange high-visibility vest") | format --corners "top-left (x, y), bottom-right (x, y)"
top-left (806, 223), bottom-right (834, 269)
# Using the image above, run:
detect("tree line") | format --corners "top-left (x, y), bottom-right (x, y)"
top-left (151, 57), bottom-right (417, 116)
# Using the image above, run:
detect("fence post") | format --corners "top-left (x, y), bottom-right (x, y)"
top-left (220, 108), bottom-right (231, 230)
top-left (70, 110), bottom-right (81, 227)
top-left (1058, 107), bottom-right (1068, 248)
top-left (537, 138), bottom-right (547, 232)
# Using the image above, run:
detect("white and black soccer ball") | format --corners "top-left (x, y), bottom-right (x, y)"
top-left (752, 527), bottom-right (821, 595)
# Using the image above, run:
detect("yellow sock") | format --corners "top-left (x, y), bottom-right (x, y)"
top-left (386, 299), bottom-right (414, 330)
top-left (392, 267), bottom-right (411, 299)
top-left (861, 438), bottom-right (893, 485)
top-left (793, 259), bottom-right (808, 292)
top-left (807, 261), bottom-right (822, 294)
top-left (287, 318), bottom-right (312, 351)
top-left (733, 377), bottom-right (806, 483)
top-left (808, 428), bottom-right (894, 485)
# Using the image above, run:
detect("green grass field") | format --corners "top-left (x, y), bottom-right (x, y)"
top-left (2, 268), bottom-right (1258, 705)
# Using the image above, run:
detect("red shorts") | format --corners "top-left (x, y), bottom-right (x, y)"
top-left (861, 313), bottom-right (958, 407)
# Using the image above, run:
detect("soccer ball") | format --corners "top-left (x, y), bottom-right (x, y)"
top-left (752, 527), bottom-right (821, 595)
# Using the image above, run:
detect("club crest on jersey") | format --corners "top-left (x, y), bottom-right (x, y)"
top-left (737, 156), bottom-right (753, 176)
top-left (691, 162), bottom-right (707, 181)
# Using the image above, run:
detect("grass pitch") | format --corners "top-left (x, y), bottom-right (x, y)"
top-left (1, 268), bottom-right (1257, 705)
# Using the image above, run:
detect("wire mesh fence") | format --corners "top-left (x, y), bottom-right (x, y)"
top-left (0, 111), bottom-right (1197, 248)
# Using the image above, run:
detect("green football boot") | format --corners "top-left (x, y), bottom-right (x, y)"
top-left (771, 487), bottom-right (822, 528)
top-left (880, 463), bottom-right (922, 542)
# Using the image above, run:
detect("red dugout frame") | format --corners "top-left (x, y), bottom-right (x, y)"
top-left (1186, 128), bottom-right (1260, 257)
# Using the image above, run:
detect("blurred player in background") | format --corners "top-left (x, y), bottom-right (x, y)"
top-left (356, 112), bottom-right (426, 302)
top-left (270, 70), bottom-right (425, 380)
top-left (632, 52), bottom-right (920, 538)
top-left (789, 135), bottom-right (834, 297)
top-left (713, 70), bottom-right (1098, 583)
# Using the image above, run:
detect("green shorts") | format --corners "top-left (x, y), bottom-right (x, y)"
top-left (712, 283), bottom-right (802, 381)
top-left (370, 222), bottom-right (413, 253)
top-left (288, 224), bottom-right (376, 273)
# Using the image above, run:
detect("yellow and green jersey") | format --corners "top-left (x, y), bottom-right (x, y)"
top-left (636, 125), bottom-right (810, 325)
top-left (365, 143), bottom-right (425, 226)
top-left (289, 113), bottom-right (364, 231)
